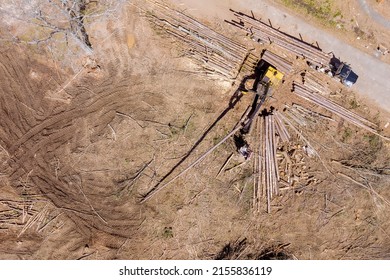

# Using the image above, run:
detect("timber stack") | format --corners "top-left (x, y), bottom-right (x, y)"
top-left (227, 10), bottom-right (332, 69)
top-left (293, 82), bottom-right (378, 134)
top-left (261, 50), bottom-right (293, 75)
top-left (253, 110), bottom-right (318, 213)
top-left (145, 1), bottom-right (254, 79)
top-left (254, 112), bottom-right (279, 213)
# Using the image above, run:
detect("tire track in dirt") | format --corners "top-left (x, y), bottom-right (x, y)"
top-left (9, 78), bottom-right (131, 154)
top-left (12, 94), bottom-right (142, 237)
top-left (0, 29), bottom-right (149, 238)
top-left (1, 6), bottom-right (226, 254)
top-left (0, 52), bottom-right (60, 148)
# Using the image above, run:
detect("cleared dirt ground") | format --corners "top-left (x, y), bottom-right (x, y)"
top-left (0, 0), bottom-right (389, 259)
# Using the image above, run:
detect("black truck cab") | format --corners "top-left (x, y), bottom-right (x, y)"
top-left (335, 63), bottom-right (359, 87)
top-left (330, 56), bottom-right (358, 87)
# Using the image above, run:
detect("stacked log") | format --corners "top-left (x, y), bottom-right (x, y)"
top-left (227, 10), bottom-right (332, 69)
top-left (274, 111), bottom-right (291, 142)
top-left (255, 113), bottom-right (279, 213)
top-left (238, 52), bottom-right (259, 79)
top-left (145, 1), bottom-right (251, 79)
top-left (283, 105), bottom-right (308, 127)
top-left (292, 104), bottom-right (334, 122)
top-left (262, 50), bottom-right (293, 75)
top-left (301, 71), bottom-right (332, 96)
top-left (293, 82), bottom-right (378, 134)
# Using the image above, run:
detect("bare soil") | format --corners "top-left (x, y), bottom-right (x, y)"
top-left (0, 0), bottom-right (389, 260)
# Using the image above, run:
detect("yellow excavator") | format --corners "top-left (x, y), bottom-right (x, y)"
top-left (234, 63), bottom-right (283, 160)
top-left (241, 64), bottom-right (284, 134)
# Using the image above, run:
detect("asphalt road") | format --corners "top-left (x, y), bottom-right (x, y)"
top-left (172, 0), bottom-right (390, 114)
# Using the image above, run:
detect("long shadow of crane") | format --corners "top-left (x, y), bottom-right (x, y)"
top-left (141, 74), bottom-right (256, 202)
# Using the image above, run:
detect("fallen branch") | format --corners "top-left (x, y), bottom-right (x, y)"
top-left (216, 153), bottom-right (233, 177)
top-left (116, 111), bottom-right (144, 128)
top-left (108, 124), bottom-right (116, 141)
top-left (225, 161), bottom-right (247, 172)
top-left (338, 172), bottom-right (390, 207)
top-left (117, 157), bottom-right (154, 194)
top-left (18, 204), bottom-right (49, 237)
top-left (77, 182), bottom-right (107, 225)
top-left (0, 144), bottom-right (9, 157)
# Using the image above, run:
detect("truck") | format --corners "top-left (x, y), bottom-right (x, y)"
top-left (330, 59), bottom-right (359, 87)
top-left (309, 56), bottom-right (359, 87)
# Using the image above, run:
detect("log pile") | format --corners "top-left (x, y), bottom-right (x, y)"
top-left (145, 1), bottom-right (252, 79)
top-left (279, 117), bottom-right (320, 188)
top-left (283, 105), bottom-right (309, 127)
top-left (293, 82), bottom-right (378, 134)
top-left (227, 10), bottom-right (332, 69)
top-left (282, 104), bottom-right (332, 127)
top-left (255, 113), bottom-right (279, 213)
top-left (253, 110), bottom-right (320, 213)
top-left (274, 111), bottom-right (291, 142)
top-left (276, 110), bottom-right (321, 182)
top-left (261, 50), bottom-right (293, 75)
top-left (239, 52), bottom-right (259, 79)
top-left (277, 144), bottom-right (317, 191)
top-left (291, 103), bottom-right (333, 122)
top-left (301, 71), bottom-right (332, 96)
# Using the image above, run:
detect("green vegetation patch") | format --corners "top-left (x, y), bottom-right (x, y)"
top-left (162, 226), bottom-right (174, 238)
top-left (280, 0), bottom-right (342, 26)
top-left (341, 127), bottom-right (353, 142)
top-left (363, 134), bottom-right (382, 152)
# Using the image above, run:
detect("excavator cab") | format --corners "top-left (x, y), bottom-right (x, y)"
top-left (261, 66), bottom-right (284, 88)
